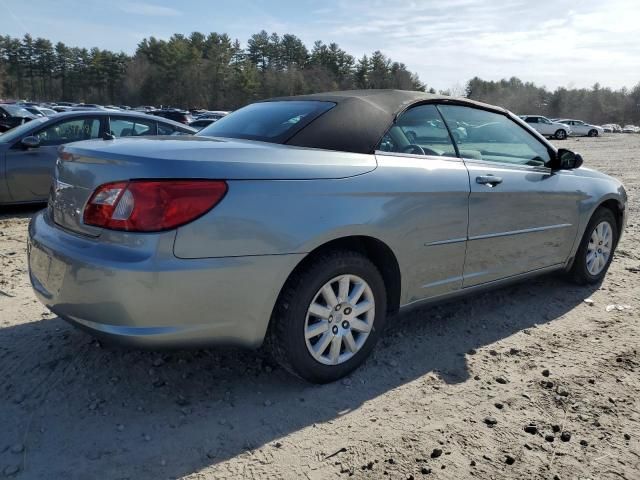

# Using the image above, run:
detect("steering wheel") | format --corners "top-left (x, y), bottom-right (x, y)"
top-left (401, 144), bottom-right (440, 156)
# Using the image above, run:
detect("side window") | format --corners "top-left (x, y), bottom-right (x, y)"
top-left (35, 117), bottom-right (101, 146)
top-left (157, 123), bottom-right (177, 135)
top-left (438, 105), bottom-right (551, 167)
top-left (525, 117), bottom-right (538, 124)
top-left (376, 104), bottom-right (457, 158)
top-left (109, 117), bottom-right (156, 137)
top-left (540, 117), bottom-right (552, 125)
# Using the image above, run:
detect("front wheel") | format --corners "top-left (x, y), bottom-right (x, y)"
top-left (588, 129), bottom-right (598, 137)
top-left (268, 250), bottom-right (387, 383)
top-left (555, 129), bottom-right (567, 140)
top-left (569, 208), bottom-right (618, 284)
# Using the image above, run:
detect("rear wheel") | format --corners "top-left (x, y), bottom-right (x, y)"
top-left (569, 208), bottom-right (618, 284)
top-left (588, 129), bottom-right (598, 137)
top-left (268, 250), bottom-right (387, 383)
top-left (555, 129), bottom-right (567, 140)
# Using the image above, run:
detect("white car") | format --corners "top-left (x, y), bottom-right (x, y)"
top-left (555, 119), bottom-right (604, 137)
top-left (520, 115), bottom-right (571, 140)
top-left (622, 125), bottom-right (640, 133)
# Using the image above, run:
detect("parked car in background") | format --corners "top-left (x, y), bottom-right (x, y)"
top-left (71, 106), bottom-right (120, 111)
top-left (0, 104), bottom-right (37, 132)
top-left (27, 90), bottom-right (627, 383)
top-left (20, 106), bottom-right (45, 117)
top-left (555, 119), bottom-right (604, 137)
top-left (0, 111), bottom-right (195, 205)
top-left (23, 106), bottom-right (58, 117)
top-left (76, 103), bottom-right (102, 109)
top-left (196, 110), bottom-right (230, 121)
top-left (519, 115), bottom-right (571, 139)
top-left (52, 105), bottom-right (73, 113)
top-left (150, 109), bottom-right (193, 124)
top-left (188, 118), bottom-right (217, 131)
top-left (39, 107), bottom-right (57, 116)
top-left (622, 125), bottom-right (640, 133)
top-left (605, 124), bottom-right (622, 133)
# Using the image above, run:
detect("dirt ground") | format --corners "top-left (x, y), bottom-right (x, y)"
top-left (0, 135), bottom-right (638, 480)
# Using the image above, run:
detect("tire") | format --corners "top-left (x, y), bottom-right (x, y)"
top-left (555, 129), bottom-right (567, 140)
top-left (268, 250), bottom-right (387, 383)
top-left (588, 129), bottom-right (598, 137)
top-left (569, 208), bottom-right (618, 284)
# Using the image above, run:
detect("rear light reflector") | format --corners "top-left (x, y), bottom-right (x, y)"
top-left (83, 180), bottom-right (227, 232)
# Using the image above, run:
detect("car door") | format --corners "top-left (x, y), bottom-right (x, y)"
top-left (538, 117), bottom-right (557, 136)
top-left (572, 121), bottom-right (587, 135)
top-left (561, 120), bottom-right (575, 135)
top-left (374, 104), bottom-right (470, 301)
top-left (5, 116), bottom-right (103, 202)
top-left (563, 120), bottom-right (573, 134)
top-left (524, 116), bottom-right (544, 135)
top-left (438, 104), bottom-right (581, 286)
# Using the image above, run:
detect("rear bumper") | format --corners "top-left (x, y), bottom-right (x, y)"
top-left (28, 211), bottom-right (304, 348)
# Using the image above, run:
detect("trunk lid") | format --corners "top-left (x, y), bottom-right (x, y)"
top-left (50, 136), bottom-right (376, 236)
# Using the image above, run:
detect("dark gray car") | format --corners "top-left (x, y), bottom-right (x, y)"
top-left (0, 111), bottom-right (196, 204)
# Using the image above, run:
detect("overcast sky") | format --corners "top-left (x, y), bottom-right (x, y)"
top-left (1, 0), bottom-right (638, 91)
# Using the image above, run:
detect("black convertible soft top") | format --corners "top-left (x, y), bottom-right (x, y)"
top-left (264, 89), bottom-right (507, 154)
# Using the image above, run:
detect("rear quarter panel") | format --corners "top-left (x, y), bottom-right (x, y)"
top-left (174, 154), bottom-right (471, 305)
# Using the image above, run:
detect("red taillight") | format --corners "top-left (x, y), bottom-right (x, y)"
top-left (83, 180), bottom-right (227, 232)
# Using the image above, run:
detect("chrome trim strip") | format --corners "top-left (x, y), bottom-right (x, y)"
top-left (425, 237), bottom-right (467, 246)
top-left (374, 150), bottom-right (462, 163)
top-left (469, 223), bottom-right (572, 241)
top-left (425, 224), bottom-right (571, 246)
top-left (420, 275), bottom-right (463, 289)
top-left (462, 157), bottom-right (552, 174)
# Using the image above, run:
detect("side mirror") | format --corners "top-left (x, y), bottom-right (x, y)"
top-left (21, 136), bottom-right (41, 149)
top-left (557, 148), bottom-right (583, 170)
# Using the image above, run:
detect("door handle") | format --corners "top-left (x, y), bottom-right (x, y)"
top-left (476, 175), bottom-right (503, 187)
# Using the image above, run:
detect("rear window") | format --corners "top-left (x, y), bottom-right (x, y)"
top-left (196, 101), bottom-right (335, 143)
top-left (2, 104), bottom-right (32, 117)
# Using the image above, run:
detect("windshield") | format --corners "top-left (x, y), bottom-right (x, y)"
top-left (1, 104), bottom-right (33, 117)
top-left (0, 117), bottom-right (48, 143)
top-left (196, 101), bottom-right (335, 143)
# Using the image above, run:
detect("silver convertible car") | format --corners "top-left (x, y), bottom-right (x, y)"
top-left (28, 90), bottom-right (627, 383)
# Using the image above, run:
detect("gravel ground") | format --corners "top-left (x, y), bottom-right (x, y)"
top-left (0, 135), bottom-right (638, 480)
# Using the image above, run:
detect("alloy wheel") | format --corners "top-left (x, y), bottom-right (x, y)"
top-left (586, 221), bottom-right (613, 276)
top-left (304, 274), bottom-right (375, 365)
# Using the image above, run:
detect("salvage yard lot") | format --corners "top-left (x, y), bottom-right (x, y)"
top-left (1, 135), bottom-right (638, 479)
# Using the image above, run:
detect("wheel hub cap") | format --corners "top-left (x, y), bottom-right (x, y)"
top-left (586, 221), bottom-right (613, 276)
top-left (304, 274), bottom-right (375, 366)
